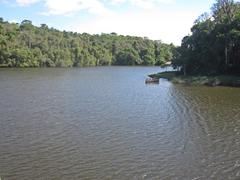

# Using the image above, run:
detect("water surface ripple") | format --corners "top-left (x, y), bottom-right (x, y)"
top-left (0, 67), bottom-right (240, 179)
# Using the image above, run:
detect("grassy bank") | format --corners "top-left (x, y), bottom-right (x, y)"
top-left (149, 71), bottom-right (240, 87)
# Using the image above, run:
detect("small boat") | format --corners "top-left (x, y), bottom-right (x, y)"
top-left (145, 77), bottom-right (159, 84)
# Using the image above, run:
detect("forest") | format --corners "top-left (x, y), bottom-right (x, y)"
top-left (172, 0), bottom-right (240, 75)
top-left (0, 18), bottom-right (174, 67)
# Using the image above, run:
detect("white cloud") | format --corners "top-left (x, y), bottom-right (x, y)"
top-left (111, 0), bottom-right (175, 8)
top-left (12, 0), bottom-right (113, 16)
top-left (13, 0), bottom-right (176, 15)
top-left (130, 0), bottom-right (156, 9)
top-left (110, 0), bottom-right (126, 5)
top-left (67, 9), bottom-right (199, 45)
top-left (16, 0), bottom-right (40, 6)
top-left (43, 0), bottom-right (114, 16)
top-left (131, 0), bottom-right (175, 9)
top-left (12, 0), bottom-right (176, 15)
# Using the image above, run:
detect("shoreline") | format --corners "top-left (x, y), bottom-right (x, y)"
top-left (149, 71), bottom-right (240, 87)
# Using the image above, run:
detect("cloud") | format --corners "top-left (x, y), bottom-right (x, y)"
top-left (130, 0), bottom-right (156, 9)
top-left (111, 0), bottom-right (175, 8)
top-left (130, 0), bottom-right (175, 9)
top-left (12, 0), bottom-right (176, 15)
top-left (10, 0), bottom-right (176, 16)
top-left (42, 0), bottom-right (114, 16)
top-left (67, 9), bottom-right (200, 45)
top-left (110, 0), bottom-right (126, 5)
top-left (16, 0), bottom-right (40, 6)
top-left (11, 0), bottom-right (113, 16)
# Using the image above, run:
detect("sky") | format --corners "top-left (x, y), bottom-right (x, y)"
top-left (0, 0), bottom-right (216, 45)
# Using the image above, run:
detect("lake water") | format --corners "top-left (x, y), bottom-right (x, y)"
top-left (0, 67), bottom-right (240, 179)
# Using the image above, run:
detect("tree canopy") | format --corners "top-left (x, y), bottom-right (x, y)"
top-left (0, 18), bottom-right (174, 67)
top-left (172, 0), bottom-right (240, 75)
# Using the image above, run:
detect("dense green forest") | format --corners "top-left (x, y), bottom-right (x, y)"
top-left (0, 18), bottom-right (174, 67)
top-left (172, 0), bottom-right (240, 75)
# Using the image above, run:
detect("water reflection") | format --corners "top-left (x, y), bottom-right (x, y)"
top-left (0, 67), bottom-right (240, 179)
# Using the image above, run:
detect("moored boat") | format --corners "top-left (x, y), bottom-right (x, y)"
top-left (145, 77), bottom-right (159, 84)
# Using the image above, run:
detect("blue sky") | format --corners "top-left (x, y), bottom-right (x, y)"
top-left (0, 0), bottom-right (216, 45)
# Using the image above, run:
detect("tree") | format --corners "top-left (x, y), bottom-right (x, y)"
top-left (212, 0), bottom-right (236, 24)
top-left (173, 0), bottom-right (240, 75)
top-left (0, 17), bottom-right (175, 67)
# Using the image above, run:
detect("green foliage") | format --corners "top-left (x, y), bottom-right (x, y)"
top-left (150, 71), bottom-right (240, 87)
top-left (0, 18), bottom-right (175, 67)
top-left (173, 0), bottom-right (240, 75)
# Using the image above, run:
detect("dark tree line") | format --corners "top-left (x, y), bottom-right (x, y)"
top-left (0, 18), bottom-right (174, 67)
top-left (172, 0), bottom-right (240, 75)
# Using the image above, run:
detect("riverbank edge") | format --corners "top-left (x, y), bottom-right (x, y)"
top-left (149, 71), bottom-right (240, 87)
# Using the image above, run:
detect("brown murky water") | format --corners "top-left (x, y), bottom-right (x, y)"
top-left (0, 67), bottom-right (240, 179)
